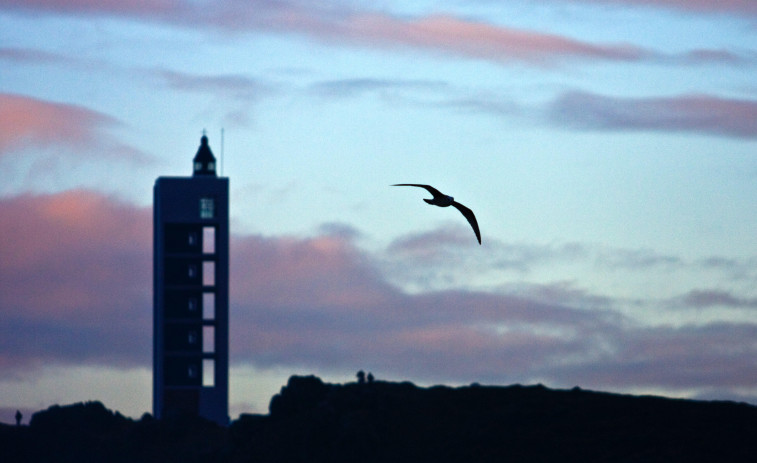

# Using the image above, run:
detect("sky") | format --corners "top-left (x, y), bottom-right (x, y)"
top-left (1, 0), bottom-right (757, 423)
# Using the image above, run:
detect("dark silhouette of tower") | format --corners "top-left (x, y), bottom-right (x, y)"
top-left (153, 134), bottom-right (229, 425)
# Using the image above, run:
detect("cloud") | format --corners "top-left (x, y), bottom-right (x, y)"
top-left (0, 1), bottom-right (654, 67)
top-left (228, 231), bottom-right (616, 379)
top-left (549, 91), bottom-right (757, 138)
top-left (308, 78), bottom-right (447, 99)
top-left (383, 232), bottom-right (686, 290)
top-left (0, 0), bottom-right (179, 16)
top-left (552, 323), bottom-right (757, 390)
top-left (565, 0), bottom-right (757, 16)
top-left (0, 93), bottom-right (116, 154)
top-left (226, 230), bottom-right (757, 397)
top-left (503, 281), bottom-right (615, 310)
top-left (329, 13), bottom-right (647, 66)
top-left (6, 1), bottom-right (748, 69)
top-left (0, 191), bottom-right (152, 370)
top-left (386, 226), bottom-right (479, 261)
top-left (2, 191), bottom-right (757, 404)
top-left (0, 47), bottom-right (71, 65)
top-left (679, 48), bottom-right (754, 66)
top-left (9, 0), bottom-right (756, 20)
top-left (157, 69), bottom-right (274, 101)
top-left (149, 69), bottom-right (279, 127)
top-left (0, 93), bottom-right (150, 165)
top-left (307, 78), bottom-right (523, 121)
top-left (677, 289), bottom-right (757, 309)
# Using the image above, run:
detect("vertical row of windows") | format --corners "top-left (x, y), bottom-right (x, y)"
top-left (200, 209), bottom-right (216, 388)
top-left (168, 199), bottom-right (218, 386)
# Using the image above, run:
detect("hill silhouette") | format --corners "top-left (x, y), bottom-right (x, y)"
top-left (2, 375), bottom-right (756, 462)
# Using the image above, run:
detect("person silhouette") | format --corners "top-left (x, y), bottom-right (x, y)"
top-left (15, 410), bottom-right (22, 426)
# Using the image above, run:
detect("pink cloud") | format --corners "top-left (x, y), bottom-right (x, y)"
top-left (231, 234), bottom-right (397, 311)
top-left (5, 1), bottom-right (748, 67)
top-left (338, 14), bottom-right (646, 65)
top-left (1, 191), bottom-right (149, 272)
top-left (257, 7), bottom-right (651, 66)
top-left (0, 191), bottom-right (152, 369)
top-left (0, 93), bottom-right (117, 154)
top-left (550, 91), bottom-right (757, 138)
top-left (0, 1), bottom-right (653, 66)
top-left (0, 93), bottom-right (152, 166)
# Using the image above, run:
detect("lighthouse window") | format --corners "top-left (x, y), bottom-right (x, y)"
top-left (203, 292), bottom-right (215, 320)
top-left (203, 360), bottom-right (215, 387)
top-left (200, 197), bottom-right (215, 218)
top-left (194, 162), bottom-right (202, 172)
top-left (203, 227), bottom-right (215, 254)
top-left (203, 326), bottom-right (214, 353)
top-left (203, 261), bottom-right (215, 286)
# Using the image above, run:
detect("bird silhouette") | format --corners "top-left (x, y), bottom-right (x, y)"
top-left (393, 184), bottom-right (481, 245)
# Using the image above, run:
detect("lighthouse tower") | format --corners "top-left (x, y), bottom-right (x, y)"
top-left (153, 134), bottom-right (229, 425)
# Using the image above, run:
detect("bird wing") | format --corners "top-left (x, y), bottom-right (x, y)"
top-left (452, 201), bottom-right (481, 245)
top-left (392, 184), bottom-right (445, 200)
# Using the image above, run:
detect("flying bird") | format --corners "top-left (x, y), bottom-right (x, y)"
top-left (393, 184), bottom-right (481, 245)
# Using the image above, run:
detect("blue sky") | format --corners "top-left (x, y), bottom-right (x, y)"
top-left (1, 0), bottom-right (757, 422)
